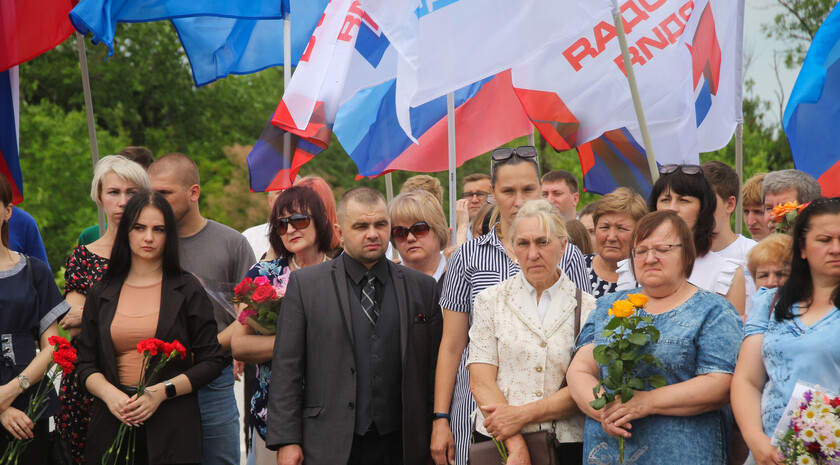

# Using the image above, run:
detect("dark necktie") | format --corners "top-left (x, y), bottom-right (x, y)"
top-left (361, 272), bottom-right (378, 326)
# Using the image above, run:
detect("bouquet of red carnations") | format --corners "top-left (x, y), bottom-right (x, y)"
top-left (231, 274), bottom-right (287, 335)
top-left (0, 336), bottom-right (76, 464)
top-left (774, 383), bottom-right (840, 465)
top-left (102, 338), bottom-right (185, 465)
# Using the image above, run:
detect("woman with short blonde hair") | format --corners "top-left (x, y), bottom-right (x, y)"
top-left (746, 234), bottom-right (793, 290)
top-left (389, 190), bottom-right (449, 281)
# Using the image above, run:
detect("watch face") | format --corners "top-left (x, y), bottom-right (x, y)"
top-left (18, 376), bottom-right (29, 389)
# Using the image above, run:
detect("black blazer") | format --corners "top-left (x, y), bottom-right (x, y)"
top-left (265, 257), bottom-right (443, 465)
top-left (75, 271), bottom-right (224, 465)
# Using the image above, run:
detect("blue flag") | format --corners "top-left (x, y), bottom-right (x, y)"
top-left (70, 0), bottom-right (327, 86)
top-left (783, 4), bottom-right (840, 196)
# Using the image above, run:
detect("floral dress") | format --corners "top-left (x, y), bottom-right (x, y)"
top-left (243, 258), bottom-right (290, 441)
top-left (57, 246), bottom-right (108, 464)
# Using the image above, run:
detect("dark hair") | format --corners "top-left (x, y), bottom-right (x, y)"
top-left (337, 186), bottom-right (387, 224)
top-left (104, 190), bottom-right (181, 282)
top-left (490, 154), bottom-right (540, 187)
top-left (648, 169), bottom-right (717, 256)
top-left (119, 146), bottom-right (155, 169)
top-left (0, 175), bottom-right (11, 248)
top-left (631, 211), bottom-right (696, 279)
top-left (774, 197), bottom-right (840, 321)
top-left (541, 170), bottom-right (578, 194)
top-left (269, 185), bottom-right (334, 260)
top-left (702, 160), bottom-right (740, 203)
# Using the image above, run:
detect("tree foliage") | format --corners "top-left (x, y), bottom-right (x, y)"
top-left (763, 0), bottom-right (839, 68)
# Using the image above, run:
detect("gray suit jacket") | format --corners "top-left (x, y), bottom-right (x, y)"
top-left (266, 255), bottom-right (442, 465)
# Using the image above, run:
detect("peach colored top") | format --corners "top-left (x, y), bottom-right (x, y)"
top-left (111, 281), bottom-right (161, 386)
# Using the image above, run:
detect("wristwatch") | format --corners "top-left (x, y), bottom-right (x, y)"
top-left (16, 374), bottom-right (29, 391)
top-left (164, 380), bottom-right (176, 399)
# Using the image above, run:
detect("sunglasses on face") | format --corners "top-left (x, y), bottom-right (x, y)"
top-left (274, 214), bottom-right (311, 235)
top-left (659, 164), bottom-right (702, 175)
top-left (391, 221), bottom-right (431, 241)
top-left (491, 145), bottom-right (538, 163)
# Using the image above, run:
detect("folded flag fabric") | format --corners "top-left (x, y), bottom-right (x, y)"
top-left (0, 68), bottom-right (23, 204)
top-left (249, 0), bottom-right (531, 191)
top-left (513, 0), bottom-right (743, 195)
top-left (69, 0), bottom-right (326, 86)
top-left (783, 4), bottom-right (840, 196)
top-left (0, 0), bottom-right (76, 72)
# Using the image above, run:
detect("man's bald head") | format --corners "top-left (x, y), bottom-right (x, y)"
top-left (148, 152), bottom-right (200, 188)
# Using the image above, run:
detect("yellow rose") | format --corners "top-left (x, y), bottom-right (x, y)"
top-left (609, 299), bottom-right (635, 318)
top-left (626, 293), bottom-right (648, 309)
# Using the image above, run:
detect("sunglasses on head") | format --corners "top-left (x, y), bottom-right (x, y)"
top-left (391, 221), bottom-right (431, 241)
top-left (274, 213), bottom-right (311, 235)
top-left (491, 145), bottom-right (538, 163)
top-left (659, 164), bottom-right (702, 175)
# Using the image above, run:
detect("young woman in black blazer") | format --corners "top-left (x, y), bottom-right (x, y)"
top-left (75, 191), bottom-right (224, 464)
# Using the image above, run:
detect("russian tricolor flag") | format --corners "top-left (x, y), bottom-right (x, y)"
top-left (0, 68), bottom-right (23, 204)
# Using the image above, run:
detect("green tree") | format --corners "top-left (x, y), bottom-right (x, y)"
top-left (764, 0), bottom-right (839, 68)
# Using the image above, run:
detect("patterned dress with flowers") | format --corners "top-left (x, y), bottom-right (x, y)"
top-left (58, 245), bottom-right (108, 464)
top-left (242, 258), bottom-right (290, 441)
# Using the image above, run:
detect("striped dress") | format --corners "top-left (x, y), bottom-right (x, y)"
top-left (439, 227), bottom-right (590, 465)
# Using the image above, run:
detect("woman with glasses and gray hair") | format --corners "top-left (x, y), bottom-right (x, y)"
top-left (615, 164), bottom-right (747, 315)
top-left (467, 199), bottom-right (596, 464)
top-left (568, 211), bottom-right (743, 464)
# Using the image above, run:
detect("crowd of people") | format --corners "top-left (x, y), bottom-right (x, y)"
top-left (0, 145), bottom-right (836, 465)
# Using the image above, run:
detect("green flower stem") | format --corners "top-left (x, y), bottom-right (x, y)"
top-left (619, 437), bottom-right (625, 463)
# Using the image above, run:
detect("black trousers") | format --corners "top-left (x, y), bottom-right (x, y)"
top-left (0, 418), bottom-right (49, 464)
top-left (347, 426), bottom-right (403, 465)
top-left (473, 431), bottom-right (583, 465)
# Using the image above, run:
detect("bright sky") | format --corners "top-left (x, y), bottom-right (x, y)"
top-left (744, 0), bottom-right (803, 126)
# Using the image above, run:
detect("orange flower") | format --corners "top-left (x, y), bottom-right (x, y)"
top-left (770, 202), bottom-right (799, 223)
top-left (626, 293), bottom-right (648, 309)
top-left (609, 299), bottom-right (636, 318)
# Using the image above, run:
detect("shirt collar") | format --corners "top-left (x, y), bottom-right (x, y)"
top-left (343, 252), bottom-right (389, 285)
top-left (520, 270), bottom-right (564, 298)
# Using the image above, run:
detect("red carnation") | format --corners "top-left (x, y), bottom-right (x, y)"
top-left (830, 397), bottom-right (840, 409)
top-left (172, 341), bottom-right (187, 359)
top-left (233, 278), bottom-right (255, 296)
top-left (251, 284), bottom-right (277, 303)
top-left (48, 336), bottom-right (72, 350)
top-left (137, 338), bottom-right (165, 356)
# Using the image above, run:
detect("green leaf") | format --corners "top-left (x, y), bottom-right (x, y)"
top-left (592, 385), bottom-right (602, 399)
top-left (618, 339), bottom-right (629, 350)
top-left (601, 330), bottom-right (615, 339)
top-left (628, 377), bottom-right (644, 390)
top-left (590, 397), bottom-right (607, 410)
top-left (627, 333), bottom-right (649, 345)
top-left (642, 354), bottom-right (656, 364)
top-left (645, 326), bottom-right (660, 342)
top-left (604, 376), bottom-right (619, 391)
top-left (620, 349), bottom-right (638, 361)
top-left (604, 318), bottom-right (621, 330)
top-left (648, 375), bottom-right (667, 388)
top-left (608, 360), bottom-right (624, 380)
top-left (593, 345), bottom-right (612, 364)
top-left (620, 386), bottom-right (634, 402)
top-left (640, 316), bottom-right (653, 324)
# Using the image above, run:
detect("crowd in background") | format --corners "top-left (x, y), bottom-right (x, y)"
top-left (0, 144), bottom-right (836, 465)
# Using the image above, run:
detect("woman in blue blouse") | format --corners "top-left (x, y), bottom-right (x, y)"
top-left (230, 185), bottom-right (334, 465)
top-left (568, 211), bottom-right (743, 464)
top-left (732, 198), bottom-right (840, 465)
top-left (0, 175), bottom-right (69, 463)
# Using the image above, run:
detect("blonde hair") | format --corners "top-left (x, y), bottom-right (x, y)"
top-left (400, 175), bottom-right (443, 205)
top-left (510, 199), bottom-right (568, 244)
top-left (90, 155), bottom-right (152, 206)
top-left (747, 233), bottom-right (793, 278)
top-left (389, 190), bottom-right (449, 250)
top-left (742, 172), bottom-right (766, 207)
top-left (592, 187), bottom-right (648, 227)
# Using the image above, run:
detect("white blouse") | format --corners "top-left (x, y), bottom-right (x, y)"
top-left (467, 271), bottom-right (596, 443)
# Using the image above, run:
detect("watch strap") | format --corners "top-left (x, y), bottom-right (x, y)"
top-left (164, 380), bottom-right (176, 399)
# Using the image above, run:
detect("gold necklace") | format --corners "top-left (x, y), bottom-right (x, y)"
top-left (291, 253), bottom-right (327, 270)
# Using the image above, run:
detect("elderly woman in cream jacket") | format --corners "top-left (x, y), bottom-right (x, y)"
top-left (468, 199), bottom-right (596, 465)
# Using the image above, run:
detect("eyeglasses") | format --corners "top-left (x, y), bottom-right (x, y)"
top-left (491, 145), bottom-right (538, 163)
top-left (274, 214), bottom-right (311, 235)
top-left (659, 164), bottom-right (702, 175)
top-left (391, 222), bottom-right (431, 241)
top-left (462, 191), bottom-right (490, 200)
top-left (631, 243), bottom-right (683, 261)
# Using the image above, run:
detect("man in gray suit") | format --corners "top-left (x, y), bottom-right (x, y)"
top-left (267, 187), bottom-right (442, 465)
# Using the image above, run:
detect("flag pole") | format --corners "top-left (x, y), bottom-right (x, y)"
top-left (735, 122), bottom-right (744, 234)
top-left (611, 0), bottom-right (658, 184)
top-left (384, 173), bottom-right (394, 201)
top-left (527, 127), bottom-right (535, 146)
top-left (447, 92), bottom-right (457, 245)
top-left (75, 32), bottom-right (106, 236)
top-left (283, 16), bottom-right (292, 171)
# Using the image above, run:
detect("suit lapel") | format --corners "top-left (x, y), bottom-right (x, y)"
top-left (154, 273), bottom-right (185, 341)
top-left (330, 258), bottom-right (355, 348)
top-left (388, 262), bottom-right (408, 364)
top-left (97, 280), bottom-right (123, 382)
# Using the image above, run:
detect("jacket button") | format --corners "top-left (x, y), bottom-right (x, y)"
top-left (348, 402), bottom-right (355, 409)
top-left (539, 341), bottom-right (547, 348)
top-left (535, 390), bottom-right (543, 397)
top-left (350, 368), bottom-right (355, 375)
top-left (535, 366), bottom-right (543, 373)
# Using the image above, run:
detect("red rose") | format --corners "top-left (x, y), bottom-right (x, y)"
top-left (233, 278), bottom-right (255, 296)
top-left (251, 284), bottom-right (277, 303)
